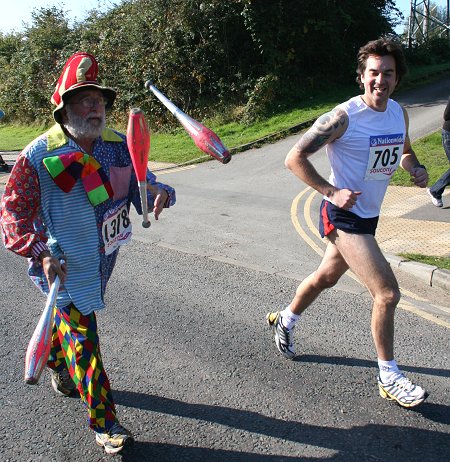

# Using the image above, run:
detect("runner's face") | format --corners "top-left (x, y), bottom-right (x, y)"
top-left (360, 54), bottom-right (398, 111)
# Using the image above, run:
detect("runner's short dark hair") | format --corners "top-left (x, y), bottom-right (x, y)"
top-left (356, 37), bottom-right (408, 89)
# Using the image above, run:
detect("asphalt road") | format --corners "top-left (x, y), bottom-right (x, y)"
top-left (0, 78), bottom-right (449, 461)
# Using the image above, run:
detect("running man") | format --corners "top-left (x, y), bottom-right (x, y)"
top-left (267, 37), bottom-right (428, 408)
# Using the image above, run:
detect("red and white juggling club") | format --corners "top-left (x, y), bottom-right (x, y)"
top-left (24, 274), bottom-right (61, 384)
top-left (144, 80), bottom-right (231, 164)
top-left (127, 108), bottom-right (151, 228)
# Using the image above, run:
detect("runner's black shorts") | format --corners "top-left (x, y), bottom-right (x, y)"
top-left (319, 199), bottom-right (379, 237)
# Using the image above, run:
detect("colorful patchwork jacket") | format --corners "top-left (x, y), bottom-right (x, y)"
top-left (0, 124), bottom-right (176, 315)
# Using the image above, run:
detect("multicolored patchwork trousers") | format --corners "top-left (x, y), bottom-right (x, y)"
top-left (47, 303), bottom-right (117, 432)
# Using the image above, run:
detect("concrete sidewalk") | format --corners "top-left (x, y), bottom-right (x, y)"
top-left (379, 185), bottom-right (450, 292)
top-left (1, 150), bottom-right (449, 292)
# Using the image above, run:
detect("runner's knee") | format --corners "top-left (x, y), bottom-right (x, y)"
top-left (314, 271), bottom-right (341, 289)
top-left (374, 286), bottom-right (401, 308)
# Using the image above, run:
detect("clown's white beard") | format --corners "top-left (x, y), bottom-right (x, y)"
top-left (64, 108), bottom-right (105, 140)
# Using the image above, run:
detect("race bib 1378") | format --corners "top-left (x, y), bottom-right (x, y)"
top-left (102, 200), bottom-right (132, 255)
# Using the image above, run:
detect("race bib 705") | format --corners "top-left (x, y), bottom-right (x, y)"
top-left (365, 133), bottom-right (404, 181)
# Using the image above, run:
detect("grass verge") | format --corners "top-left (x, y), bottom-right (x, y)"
top-left (399, 253), bottom-right (450, 271)
top-left (0, 87), bottom-right (352, 162)
top-left (391, 130), bottom-right (448, 186)
top-left (1, 62), bottom-right (449, 163)
top-left (0, 124), bottom-right (49, 152)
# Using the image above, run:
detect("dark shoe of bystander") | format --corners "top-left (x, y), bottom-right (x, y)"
top-left (0, 159), bottom-right (9, 173)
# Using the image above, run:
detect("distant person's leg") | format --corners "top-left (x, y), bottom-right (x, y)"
top-left (428, 129), bottom-right (450, 206)
top-left (0, 155), bottom-right (9, 172)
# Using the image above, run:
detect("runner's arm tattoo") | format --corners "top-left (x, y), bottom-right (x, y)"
top-left (297, 108), bottom-right (348, 155)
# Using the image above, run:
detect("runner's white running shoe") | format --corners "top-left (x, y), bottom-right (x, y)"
top-left (378, 374), bottom-right (427, 408)
top-left (266, 311), bottom-right (295, 359)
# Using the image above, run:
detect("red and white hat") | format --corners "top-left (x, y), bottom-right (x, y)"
top-left (51, 52), bottom-right (116, 123)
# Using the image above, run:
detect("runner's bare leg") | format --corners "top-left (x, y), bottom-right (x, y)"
top-left (289, 242), bottom-right (349, 314)
top-left (330, 230), bottom-right (400, 360)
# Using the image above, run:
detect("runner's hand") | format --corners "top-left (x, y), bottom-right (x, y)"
top-left (330, 189), bottom-right (361, 210)
top-left (410, 166), bottom-right (428, 188)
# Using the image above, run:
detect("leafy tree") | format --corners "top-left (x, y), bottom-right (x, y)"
top-left (0, 7), bottom-right (72, 124)
top-left (0, 0), bottom-right (446, 127)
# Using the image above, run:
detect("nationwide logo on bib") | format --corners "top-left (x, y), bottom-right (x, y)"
top-left (365, 133), bottom-right (404, 181)
top-left (370, 134), bottom-right (404, 147)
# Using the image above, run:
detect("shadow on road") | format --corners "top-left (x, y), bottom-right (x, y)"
top-left (123, 442), bottom-right (316, 461)
top-left (114, 389), bottom-right (449, 461)
top-left (295, 354), bottom-right (450, 379)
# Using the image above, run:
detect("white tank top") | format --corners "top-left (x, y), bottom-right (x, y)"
top-left (325, 96), bottom-right (405, 218)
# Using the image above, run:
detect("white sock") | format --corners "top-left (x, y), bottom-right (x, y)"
top-left (280, 306), bottom-right (300, 330)
top-left (378, 359), bottom-right (401, 383)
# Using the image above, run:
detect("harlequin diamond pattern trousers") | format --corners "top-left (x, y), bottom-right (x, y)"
top-left (47, 303), bottom-right (117, 432)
